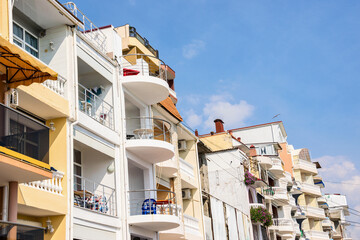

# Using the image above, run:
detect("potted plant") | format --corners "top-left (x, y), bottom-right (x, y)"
top-left (250, 206), bottom-right (273, 227)
top-left (244, 171), bottom-right (256, 186)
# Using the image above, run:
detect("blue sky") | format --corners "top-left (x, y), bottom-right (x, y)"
top-left (68, 0), bottom-right (360, 235)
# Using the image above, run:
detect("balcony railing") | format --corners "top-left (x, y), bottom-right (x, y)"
top-left (129, 27), bottom-right (158, 57)
top-left (74, 175), bottom-right (116, 216)
top-left (301, 182), bottom-right (322, 196)
top-left (273, 218), bottom-right (293, 227)
top-left (63, 2), bottom-right (107, 54)
top-left (120, 54), bottom-right (168, 82)
top-left (78, 84), bottom-right (114, 129)
top-left (126, 117), bottom-right (171, 143)
top-left (42, 75), bottom-right (66, 97)
top-left (180, 158), bottom-right (194, 178)
top-left (304, 206), bottom-right (326, 218)
top-left (23, 171), bottom-right (64, 195)
top-left (128, 189), bottom-right (178, 217)
top-left (293, 159), bottom-right (318, 174)
top-left (0, 220), bottom-right (45, 240)
top-left (0, 103), bottom-right (49, 163)
top-left (184, 214), bottom-right (200, 236)
top-left (249, 203), bottom-right (266, 209)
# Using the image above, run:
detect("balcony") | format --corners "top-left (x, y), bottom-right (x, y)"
top-left (129, 26), bottom-right (158, 57)
top-left (42, 75), bottom-right (67, 97)
top-left (268, 157), bottom-right (284, 178)
top-left (156, 158), bottom-right (178, 178)
top-left (293, 159), bottom-right (318, 175)
top-left (180, 158), bottom-right (196, 188)
top-left (0, 103), bottom-right (52, 185)
top-left (301, 182), bottom-right (322, 197)
top-left (63, 2), bottom-right (107, 55)
top-left (78, 84), bottom-right (114, 129)
top-left (272, 187), bottom-right (289, 206)
top-left (23, 171), bottom-right (64, 195)
top-left (120, 54), bottom-right (170, 105)
top-left (256, 156), bottom-right (273, 170)
top-left (125, 117), bottom-right (175, 163)
top-left (304, 230), bottom-right (330, 239)
top-left (270, 218), bottom-right (294, 234)
top-left (289, 195), bottom-right (297, 209)
top-left (159, 206), bottom-right (184, 240)
top-left (322, 217), bottom-right (333, 229)
top-left (74, 175), bottom-right (116, 216)
top-left (318, 196), bottom-right (326, 204)
top-left (184, 214), bottom-right (202, 240)
top-left (249, 203), bottom-right (266, 209)
top-left (303, 206), bottom-right (326, 219)
top-left (0, 220), bottom-right (45, 240)
top-left (128, 189), bottom-right (180, 231)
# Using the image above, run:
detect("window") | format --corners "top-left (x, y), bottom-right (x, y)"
top-left (13, 22), bottom-right (39, 58)
top-left (74, 149), bottom-right (82, 191)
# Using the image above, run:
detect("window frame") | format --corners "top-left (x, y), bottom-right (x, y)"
top-left (12, 21), bottom-right (39, 58)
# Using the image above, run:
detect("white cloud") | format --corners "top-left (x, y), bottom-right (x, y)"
top-left (183, 93), bottom-right (254, 131)
top-left (182, 40), bottom-right (205, 59)
top-left (315, 155), bottom-right (360, 237)
top-left (185, 109), bottom-right (203, 127)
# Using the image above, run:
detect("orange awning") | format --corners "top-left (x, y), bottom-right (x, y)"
top-left (0, 36), bottom-right (57, 88)
top-left (159, 97), bottom-right (183, 121)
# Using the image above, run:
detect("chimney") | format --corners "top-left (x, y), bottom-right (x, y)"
top-left (214, 119), bottom-right (224, 133)
top-left (249, 145), bottom-right (257, 157)
top-left (195, 129), bottom-right (199, 137)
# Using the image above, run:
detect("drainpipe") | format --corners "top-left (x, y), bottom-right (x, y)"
top-left (68, 25), bottom-right (79, 240)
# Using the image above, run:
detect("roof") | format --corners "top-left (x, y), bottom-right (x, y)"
top-left (228, 121), bottom-right (283, 132)
top-left (159, 97), bottom-right (183, 121)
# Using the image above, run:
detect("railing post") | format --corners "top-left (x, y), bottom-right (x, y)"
top-left (83, 178), bottom-right (86, 209)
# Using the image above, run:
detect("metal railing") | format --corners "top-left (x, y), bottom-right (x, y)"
top-left (0, 220), bottom-right (45, 240)
top-left (0, 103), bottom-right (49, 163)
top-left (125, 117), bottom-right (171, 143)
top-left (262, 187), bottom-right (275, 196)
top-left (120, 54), bottom-right (168, 81)
top-left (63, 2), bottom-right (107, 54)
top-left (128, 189), bottom-right (178, 217)
top-left (78, 84), bottom-right (114, 129)
top-left (74, 175), bottom-right (116, 216)
top-left (42, 75), bottom-right (67, 97)
top-left (272, 218), bottom-right (293, 227)
top-left (129, 27), bottom-right (158, 57)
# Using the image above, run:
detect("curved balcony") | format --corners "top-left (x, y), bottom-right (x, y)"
top-left (125, 117), bottom-right (175, 163)
top-left (271, 218), bottom-right (294, 234)
top-left (256, 156), bottom-right (273, 170)
top-left (268, 157), bottom-right (284, 178)
top-left (272, 187), bottom-right (289, 206)
top-left (156, 158), bottom-right (178, 178)
top-left (128, 189), bottom-right (180, 231)
top-left (120, 54), bottom-right (170, 105)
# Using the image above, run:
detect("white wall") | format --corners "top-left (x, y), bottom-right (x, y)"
top-left (232, 123), bottom-right (286, 144)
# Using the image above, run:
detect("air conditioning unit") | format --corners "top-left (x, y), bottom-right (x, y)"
top-left (182, 189), bottom-right (192, 200)
top-left (178, 140), bottom-right (187, 151)
top-left (7, 89), bottom-right (19, 108)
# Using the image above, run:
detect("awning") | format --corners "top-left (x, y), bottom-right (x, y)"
top-left (0, 36), bottom-right (57, 88)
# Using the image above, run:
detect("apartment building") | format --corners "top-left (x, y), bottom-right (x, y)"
top-left (229, 121), bottom-right (300, 240)
top-left (198, 120), bottom-right (254, 240)
top-left (322, 194), bottom-right (352, 240)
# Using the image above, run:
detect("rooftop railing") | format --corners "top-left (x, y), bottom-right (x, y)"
top-left (78, 84), bottom-right (114, 129)
top-left (74, 175), bottom-right (117, 216)
top-left (120, 54), bottom-right (168, 82)
top-left (63, 2), bottom-right (107, 54)
top-left (125, 117), bottom-right (171, 143)
top-left (0, 103), bottom-right (49, 163)
top-left (128, 189), bottom-right (178, 217)
top-left (0, 221), bottom-right (45, 240)
top-left (129, 27), bottom-right (158, 57)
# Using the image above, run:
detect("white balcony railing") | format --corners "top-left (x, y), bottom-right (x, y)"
top-left (180, 158), bottom-right (194, 178)
top-left (273, 218), bottom-right (293, 227)
top-left (23, 171), bottom-right (64, 195)
top-left (293, 159), bottom-right (318, 174)
top-left (249, 203), bottom-right (266, 209)
top-left (63, 2), bottom-right (107, 54)
top-left (301, 182), bottom-right (322, 196)
top-left (184, 214), bottom-right (201, 236)
top-left (42, 75), bottom-right (66, 96)
top-left (304, 230), bottom-right (330, 239)
top-left (304, 206), bottom-right (326, 219)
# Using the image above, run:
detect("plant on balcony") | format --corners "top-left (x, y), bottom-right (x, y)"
top-left (250, 206), bottom-right (273, 227)
top-left (244, 171), bottom-right (257, 186)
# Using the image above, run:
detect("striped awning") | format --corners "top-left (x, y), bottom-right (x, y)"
top-left (0, 36), bottom-right (57, 88)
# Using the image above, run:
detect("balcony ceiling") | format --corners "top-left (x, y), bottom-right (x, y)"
top-left (14, 0), bottom-right (76, 29)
